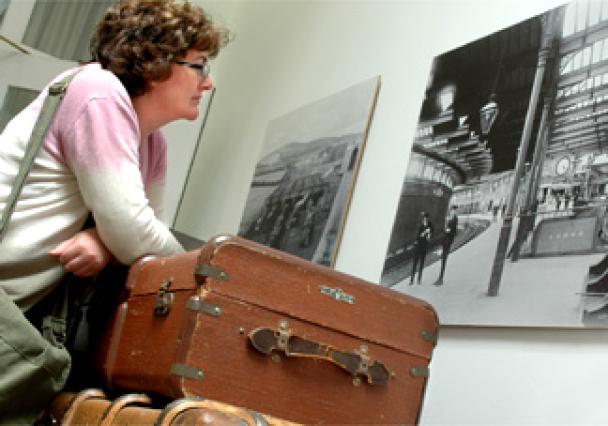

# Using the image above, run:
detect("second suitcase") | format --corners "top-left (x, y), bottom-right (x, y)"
top-left (44, 389), bottom-right (299, 425)
top-left (96, 234), bottom-right (439, 424)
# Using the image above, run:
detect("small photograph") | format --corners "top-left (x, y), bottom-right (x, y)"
top-left (0, 1), bottom-right (8, 26)
top-left (238, 77), bottom-right (380, 266)
top-left (382, 0), bottom-right (608, 328)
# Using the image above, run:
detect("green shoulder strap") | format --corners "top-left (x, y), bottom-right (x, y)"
top-left (0, 71), bottom-right (79, 242)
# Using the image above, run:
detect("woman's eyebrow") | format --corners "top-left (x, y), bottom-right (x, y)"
top-left (194, 53), bottom-right (209, 62)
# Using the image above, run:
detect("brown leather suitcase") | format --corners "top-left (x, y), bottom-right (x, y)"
top-left (43, 388), bottom-right (298, 425)
top-left (96, 234), bottom-right (439, 424)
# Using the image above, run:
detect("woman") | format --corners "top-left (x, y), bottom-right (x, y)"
top-left (0, 1), bottom-right (228, 422)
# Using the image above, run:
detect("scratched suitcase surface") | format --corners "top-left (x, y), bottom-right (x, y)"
top-left (97, 234), bottom-right (438, 424)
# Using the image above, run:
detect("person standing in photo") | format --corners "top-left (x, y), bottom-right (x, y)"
top-left (434, 205), bottom-right (458, 286)
top-left (410, 212), bottom-right (433, 285)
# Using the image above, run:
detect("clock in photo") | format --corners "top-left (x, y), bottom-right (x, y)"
top-left (555, 156), bottom-right (570, 175)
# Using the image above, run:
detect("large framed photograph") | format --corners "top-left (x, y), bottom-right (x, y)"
top-left (382, 0), bottom-right (608, 328)
top-left (238, 76), bottom-right (380, 266)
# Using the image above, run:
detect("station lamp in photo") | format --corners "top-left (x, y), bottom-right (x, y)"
top-left (480, 94), bottom-right (499, 139)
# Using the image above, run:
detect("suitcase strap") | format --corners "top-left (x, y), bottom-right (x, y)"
top-left (248, 326), bottom-right (390, 386)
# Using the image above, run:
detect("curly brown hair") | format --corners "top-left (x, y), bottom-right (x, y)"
top-left (91, 0), bottom-right (229, 96)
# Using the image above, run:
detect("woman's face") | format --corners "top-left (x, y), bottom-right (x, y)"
top-left (150, 49), bottom-right (213, 122)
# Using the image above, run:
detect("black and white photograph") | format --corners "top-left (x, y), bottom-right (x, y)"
top-left (382, 0), bottom-right (608, 328)
top-left (238, 76), bottom-right (380, 266)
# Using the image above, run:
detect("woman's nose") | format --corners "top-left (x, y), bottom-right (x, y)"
top-left (200, 75), bottom-right (213, 91)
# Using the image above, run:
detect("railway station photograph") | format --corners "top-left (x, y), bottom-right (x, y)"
top-left (238, 77), bottom-right (379, 267)
top-left (382, 0), bottom-right (608, 328)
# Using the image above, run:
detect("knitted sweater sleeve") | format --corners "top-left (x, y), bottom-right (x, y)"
top-left (141, 131), bottom-right (169, 223)
top-left (57, 78), bottom-right (183, 264)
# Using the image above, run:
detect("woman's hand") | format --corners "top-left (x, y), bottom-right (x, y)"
top-left (49, 228), bottom-right (112, 277)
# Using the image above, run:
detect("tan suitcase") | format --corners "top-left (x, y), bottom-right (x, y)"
top-left (96, 234), bottom-right (439, 424)
top-left (43, 388), bottom-right (299, 425)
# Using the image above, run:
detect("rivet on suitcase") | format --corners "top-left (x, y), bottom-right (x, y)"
top-left (96, 234), bottom-right (439, 424)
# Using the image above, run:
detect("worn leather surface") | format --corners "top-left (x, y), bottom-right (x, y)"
top-left (44, 390), bottom-right (299, 425)
top-left (95, 234), bottom-right (439, 424)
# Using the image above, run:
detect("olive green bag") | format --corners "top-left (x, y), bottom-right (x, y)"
top-left (0, 287), bottom-right (71, 424)
top-left (0, 72), bottom-right (77, 424)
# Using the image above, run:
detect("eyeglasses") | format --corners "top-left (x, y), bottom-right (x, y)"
top-left (176, 60), bottom-right (210, 80)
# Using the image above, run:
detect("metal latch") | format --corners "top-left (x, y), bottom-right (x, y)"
top-left (153, 277), bottom-right (174, 316)
top-left (410, 367), bottom-right (429, 378)
top-left (186, 296), bottom-right (222, 317)
top-left (194, 264), bottom-right (228, 281)
top-left (170, 363), bottom-right (204, 381)
top-left (420, 330), bottom-right (437, 345)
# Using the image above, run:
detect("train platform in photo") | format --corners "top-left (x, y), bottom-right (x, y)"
top-left (389, 212), bottom-right (607, 328)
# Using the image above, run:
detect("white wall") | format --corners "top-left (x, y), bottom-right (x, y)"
top-left (162, 90), bottom-right (214, 227)
top-left (180, 1), bottom-right (608, 424)
top-left (0, 1), bottom-right (47, 106)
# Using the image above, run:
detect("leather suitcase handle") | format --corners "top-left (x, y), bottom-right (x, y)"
top-left (248, 327), bottom-right (390, 386)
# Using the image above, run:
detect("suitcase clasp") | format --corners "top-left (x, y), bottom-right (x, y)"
top-left (153, 277), bottom-right (174, 316)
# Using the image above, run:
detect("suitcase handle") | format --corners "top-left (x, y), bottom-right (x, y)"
top-left (248, 327), bottom-right (390, 386)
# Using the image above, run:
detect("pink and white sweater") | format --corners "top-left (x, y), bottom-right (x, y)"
top-left (0, 63), bottom-right (184, 310)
